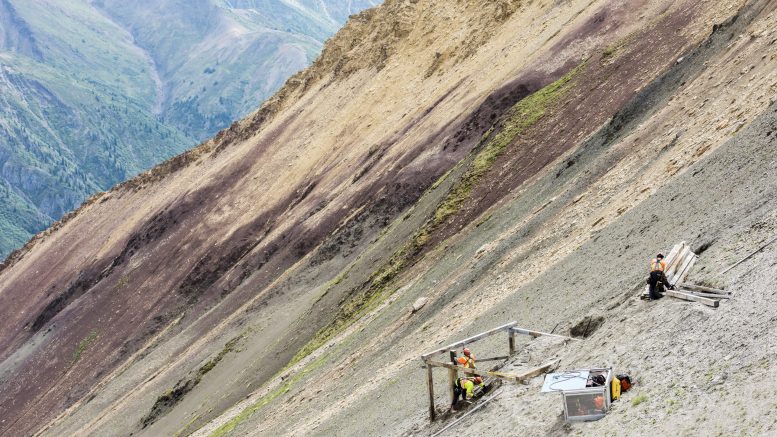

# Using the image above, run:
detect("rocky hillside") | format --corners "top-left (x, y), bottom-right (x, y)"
top-left (0, 0), bottom-right (775, 436)
top-left (0, 0), bottom-right (378, 257)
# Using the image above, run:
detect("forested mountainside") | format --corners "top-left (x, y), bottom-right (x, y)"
top-left (0, 0), bottom-right (378, 257)
top-left (0, 0), bottom-right (775, 436)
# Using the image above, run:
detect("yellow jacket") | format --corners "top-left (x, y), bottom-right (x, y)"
top-left (461, 379), bottom-right (475, 397)
top-left (456, 378), bottom-right (485, 398)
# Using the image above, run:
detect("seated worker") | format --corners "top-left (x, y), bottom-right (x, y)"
top-left (451, 376), bottom-right (484, 410)
top-left (456, 347), bottom-right (476, 368)
top-left (647, 253), bottom-right (674, 299)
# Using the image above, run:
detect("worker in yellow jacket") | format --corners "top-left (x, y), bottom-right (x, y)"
top-left (451, 376), bottom-right (484, 409)
top-left (456, 347), bottom-right (476, 368)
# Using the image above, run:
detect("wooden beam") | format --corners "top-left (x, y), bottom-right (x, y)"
top-left (427, 363), bottom-right (436, 421)
top-left (665, 243), bottom-right (683, 265)
top-left (669, 253), bottom-right (696, 285)
top-left (516, 360), bottom-right (559, 380)
top-left (678, 283), bottom-right (729, 295)
top-left (664, 243), bottom-right (685, 273)
top-left (685, 291), bottom-right (731, 299)
top-left (420, 322), bottom-right (517, 361)
top-left (663, 290), bottom-right (719, 307)
top-left (428, 360), bottom-right (523, 383)
top-left (428, 360), bottom-right (558, 383)
top-left (667, 245), bottom-right (691, 279)
top-left (508, 330), bottom-right (516, 356)
top-left (509, 327), bottom-right (580, 341)
top-left (477, 356), bottom-right (510, 363)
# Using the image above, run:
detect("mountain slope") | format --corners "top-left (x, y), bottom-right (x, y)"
top-left (0, 0), bottom-right (191, 256)
top-left (0, 0), bottom-right (775, 436)
top-left (92, 0), bottom-right (378, 139)
top-left (0, 0), bottom-right (378, 257)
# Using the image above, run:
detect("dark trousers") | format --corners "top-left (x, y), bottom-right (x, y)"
top-left (648, 270), bottom-right (668, 299)
top-left (451, 385), bottom-right (466, 406)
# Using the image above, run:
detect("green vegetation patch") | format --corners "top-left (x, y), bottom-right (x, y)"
top-left (632, 393), bottom-right (648, 406)
top-left (288, 227), bottom-right (430, 369)
top-left (210, 355), bottom-right (328, 437)
top-left (197, 335), bottom-right (243, 379)
top-left (285, 62), bottom-right (587, 374)
top-left (141, 334), bottom-right (243, 429)
top-left (433, 61), bottom-right (584, 228)
top-left (602, 44), bottom-right (618, 60)
top-left (115, 274), bottom-right (130, 290)
top-left (238, 63), bottom-right (590, 430)
top-left (72, 330), bottom-right (98, 363)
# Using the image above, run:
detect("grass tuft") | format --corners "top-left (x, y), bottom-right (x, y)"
top-left (632, 393), bottom-right (648, 406)
top-left (602, 45), bottom-right (618, 59)
top-left (115, 274), bottom-right (129, 290)
top-left (72, 331), bottom-right (98, 363)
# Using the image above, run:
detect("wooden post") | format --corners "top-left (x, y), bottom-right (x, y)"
top-left (448, 368), bottom-right (457, 405)
top-left (426, 362), bottom-right (436, 421)
top-left (508, 330), bottom-right (516, 355)
top-left (448, 351), bottom-right (457, 405)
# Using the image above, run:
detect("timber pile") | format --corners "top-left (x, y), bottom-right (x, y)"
top-left (650, 241), bottom-right (730, 308)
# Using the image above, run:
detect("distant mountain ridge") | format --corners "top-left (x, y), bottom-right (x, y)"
top-left (0, 0), bottom-right (379, 257)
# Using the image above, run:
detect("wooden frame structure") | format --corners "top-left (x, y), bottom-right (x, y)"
top-left (420, 321), bottom-right (576, 420)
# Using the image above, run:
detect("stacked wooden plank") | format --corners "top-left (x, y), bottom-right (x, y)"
top-left (671, 283), bottom-right (731, 307)
top-left (648, 241), bottom-right (730, 308)
top-left (663, 241), bottom-right (697, 285)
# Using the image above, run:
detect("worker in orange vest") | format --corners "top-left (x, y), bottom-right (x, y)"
top-left (650, 254), bottom-right (666, 273)
top-left (647, 253), bottom-right (673, 299)
top-left (456, 347), bottom-right (476, 368)
top-left (451, 376), bottom-right (484, 409)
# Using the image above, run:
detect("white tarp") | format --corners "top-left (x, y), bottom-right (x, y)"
top-left (541, 370), bottom-right (590, 393)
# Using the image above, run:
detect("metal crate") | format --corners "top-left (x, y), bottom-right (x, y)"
top-left (542, 368), bottom-right (613, 422)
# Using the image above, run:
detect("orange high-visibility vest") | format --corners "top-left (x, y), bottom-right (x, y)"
top-left (457, 355), bottom-right (476, 368)
top-left (593, 395), bottom-right (604, 410)
top-left (650, 259), bottom-right (666, 272)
